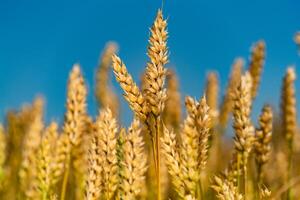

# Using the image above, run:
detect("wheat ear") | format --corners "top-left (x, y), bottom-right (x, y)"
top-left (120, 119), bottom-right (147, 200)
top-left (85, 127), bottom-right (102, 200)
top-left (161, 126), bottom-right (187, 198)
top-left (163, 69), bottom-right (181, 131)
top-left (254, 105), bottom-right (273, 186)
top-left (19, 97), bottom-right (44, 199)
top-left (232, 72), bottom-right (254, 196)
top-left (211, 175), bottom-right (243, 200)
top-left (96, 108), bottom-right (118, 200)
top-left (112, 55), bottom-right (149, 122)
top-left (37, 122), bottom-right (58, 199)
top-left (219, 58), bottom-right (243, 128)
top-left (95, 42), bottom-right (119, 117)
top-left (281, 67), bottom-right (297, 199)
top-left (205, 72), bottom-right (219, 125)
top-left (248, 40), bottom-right (265, 99)
top-left (61, 64), bottom-right (87, 200)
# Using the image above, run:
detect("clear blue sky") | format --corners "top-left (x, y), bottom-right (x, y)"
top-left (0, 0), bottom-right (299, 126)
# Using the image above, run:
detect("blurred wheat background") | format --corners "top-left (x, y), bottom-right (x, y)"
top-left (0, 0), bottom-right (300, 200)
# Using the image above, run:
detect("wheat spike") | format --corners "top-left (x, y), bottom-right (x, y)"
top-left (120, 119), bottom-right (147, 200)
top-left (19, 97), bottom-right (44, 198)
top-left (232, 72), bottom-right (254, 159)
top-left (163, 69), bottom-right (181, 131)
top-left (112, 55), bottom-right (149, 122)
top-left (197, 96), bottom-right (211, 171)
top-left (281, 67), bottom-right (297, 143)
top-left (161, 126), bottom-right (187, 198)
top-left (85, 132), bottom-right (102, 200)
top-left (232, 72), bottom-right (254, 197)
top-left (281, 67), bottom-right (297, 198)
top-left (37, 122), bottom-right (58, 199)
top-left (51, 133), bottom-right (70, 185)
top-left (95, 42), bottom-right (119, 117)
top-left (205, 72), bottom-right (219, 124)
top-left (211, 175), bottom-right (243, 200)
top-left (248, 40), bottom-right (265, 99)
top-left (181, 97), bottom-right (200, 196)
top-left (254, 105), bottom-right (273, 184)
top-left (96, 108), bottom-right (118, 199)
top-left (144, 9), bottom-right (168, 116)
top-left (63, 64), bottom-right (87, 147)
top-left (219, 58), bottom-right (243, 127)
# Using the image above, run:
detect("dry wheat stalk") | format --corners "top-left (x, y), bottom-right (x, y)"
top-left (96, 108), bottom-right (118, 200)
top-left (219, 58), bottom-right (243, 128)
top-left (95, 42), bottom-right (119, 117)
top-left (254, 105), bottom-right (273, 184)
top-left (120, 119), bottom-right (147, 200)
top-left (37, 122), bottom-right (58, 199)
top-left (112, 55), bottom-right (149, 122)
top-left (248, 40), bottom-right (265, 99)
top-left (205, 72), bottom-right (219, 124)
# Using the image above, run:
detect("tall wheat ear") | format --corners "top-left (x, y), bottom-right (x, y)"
top-left (111, 55), bottom-right (149, 122)
top-left (211, 175), bottom-right (243, 200)
top-left (97, 108), bottom-right (118, 200)
top-left (161, 125), bottom-right (188, 199)
top-left (85, 124), bottom-right (101, 200)
top-left (281, 67), bottom-right (297, 199)
top-left (232, 72), bottom-right (254, 196)
top-left (37, 122), bottom-right (58, 199)
top-left (95, 42), bottom-right (119, 117)
top-left (248, 40), bottom-right (265, 99)
top-left (119, 119), bottom-right (147, 200)
top-left (60, 64), bottom-right (87, 200)
top-left (219, 58), bottom-right (243, 128)
top-left (254, 105), bottom-right (273, 186)
top-left (19, 97), bottom-right (44, 199)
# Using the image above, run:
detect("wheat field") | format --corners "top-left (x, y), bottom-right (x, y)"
top-left (0, 8), bottom-right (299, 200)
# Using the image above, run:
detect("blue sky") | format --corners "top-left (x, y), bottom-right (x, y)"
top-left (0, 0), bottom-right (299, 126)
